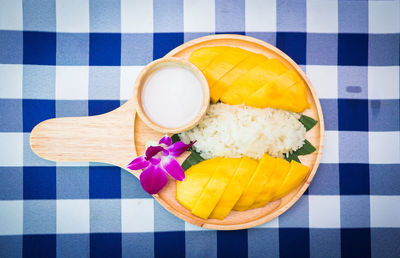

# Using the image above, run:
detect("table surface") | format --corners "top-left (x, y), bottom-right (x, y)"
top-left (1, 0), bottom-right (399, 257)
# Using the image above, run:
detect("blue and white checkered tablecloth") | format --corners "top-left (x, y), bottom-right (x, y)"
top-left (0, 0), bottom-right (399, 257)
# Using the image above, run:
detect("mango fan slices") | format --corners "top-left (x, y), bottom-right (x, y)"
top-left (176, 154), bottom-right (309, 220)
top-left (189, 46), bottom-right (310, 113)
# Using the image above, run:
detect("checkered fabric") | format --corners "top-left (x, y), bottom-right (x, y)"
top-left (0, 0), bottom-right (399, 257)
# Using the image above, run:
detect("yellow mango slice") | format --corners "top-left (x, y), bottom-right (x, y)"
top-left (245, 72), bottom-right (309, 112)
top-left (176, 158), bottom-right (221, 210)
top-left (251, 158), bottom-right (290, 208)
top-left (245, 80), bottom-right (283, 108)
top-left (233, 154), bottom-right (277, 211)
top-left (209, 157), bottom-right (258, 220)
top-left (210, 53), bottom-right (267, 103)
top-left (271, 160), bottom-right (310, 201)
top-left (191, 158), bottom-right (242, 219)
top-left (188, 47), bottom-right (227, 71)
top-left (203, 47), bottom-right (251, 88)
top-left (221, 59), bottom-right (288, 105)
top-left (267, 70), bottom-right (302, 92)
top-left (284, 81), bottom-right (310, 112)
top-left (245, 70), bottom-right (300, 108)
top-left (190, 46), bottom-right (310, 112)
top-left (271, 81), bottom-right (309, 113)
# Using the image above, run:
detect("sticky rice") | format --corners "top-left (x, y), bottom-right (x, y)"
top-left (179, 103), bottom-right (306, 160)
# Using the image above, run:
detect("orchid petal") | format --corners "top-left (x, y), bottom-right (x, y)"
top-left (159, 136), bottom-right (172, 146)
top-left (161, 157), bottom-right (185, 181)
top-left (127, 156), bottom-right (150, 170)
top-left (127, 135), bottom-right (195, 195)
top-left (145, 146), bottom-right (164, 159)
top-left (148, 156), bottom-right (161, 165)
top-left (167, 141), bottom-right (196, 157)
top-left (139, 165), bottom-right (168, 195)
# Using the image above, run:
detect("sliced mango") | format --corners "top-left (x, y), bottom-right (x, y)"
top-left (251, 158), bottom-right (290, 208)
top-left (202, 47), bottom-right (251, 88)
top-left (188, 46), bottom-right (228, 71)
top-left (176, 158), bottom-right (221, 210)
top-left (209, 157), bottom-right (258, 219)
top-left (221, 59), bottom-right (288, 105)
top-left (176, 155), bottom-right (310, 220)
top-left (210, 53), bottom-right (267, 103)
top-left (284, 81), bottom-right (310, 112)
top-left (233, 154), bottom-right (277, 211)
top-left (189, 46), bottom-right (310, 112)
top-left (272, 160), bottom-right (309, 201)
top-left (269, 81), bottom-right (310, 112)
top-left (244, 70), bottom-right (309, 112)
top-left (191, 158), bottom-right (242, 219)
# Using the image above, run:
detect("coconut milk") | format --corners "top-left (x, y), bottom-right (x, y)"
top-left (141, 65), bottom-right (204, 128)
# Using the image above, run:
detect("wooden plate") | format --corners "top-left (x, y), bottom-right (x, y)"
top-left (30, 34), bottom-right (324, 230)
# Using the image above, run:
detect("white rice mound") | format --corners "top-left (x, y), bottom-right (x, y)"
top-left (179, 103), bottom-right (306, 160)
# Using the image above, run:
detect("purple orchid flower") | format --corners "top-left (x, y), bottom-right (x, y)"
top-left (127, 136), bottom-right (195, 195)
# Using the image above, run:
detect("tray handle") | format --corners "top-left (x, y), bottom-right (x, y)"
top-left (30, 100), bottom-right (137, 169)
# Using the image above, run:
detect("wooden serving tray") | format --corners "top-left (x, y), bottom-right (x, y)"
top-left (30, 34), bottom-right (324, 230)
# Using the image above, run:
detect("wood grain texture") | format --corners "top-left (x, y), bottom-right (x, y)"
top-left (30, 99), bottom-right (137, 171)
top-left (30, 34), bottom-right (324, 230)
